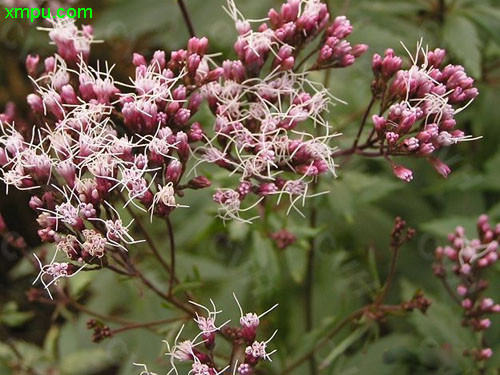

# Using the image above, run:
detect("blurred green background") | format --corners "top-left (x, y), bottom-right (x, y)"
top-left (0, 0), bottom-right (499, 374)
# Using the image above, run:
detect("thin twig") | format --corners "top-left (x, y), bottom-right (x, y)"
top-left (177, 0), bottom-right (196, 37)
top-left (110, 316), bottom-right (189, 335)
top-left (166, 217), bottom-right (176, 296)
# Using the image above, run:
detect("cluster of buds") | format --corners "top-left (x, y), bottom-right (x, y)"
top-left (433, 215), bottom-right (499, 362)
top-left (270, 228), bottom-right (297, 249)
top-left (316, 16), bottom-right (368, 69)
top-left (139, 296), bottom-right (278, 375)
top-left (200, 0), bottom-right (365, 222)
top-left (0, 18), bottom-right (213, 296)
top-left (370, 42), bottom-right (479, 182)
top-left (87, 319), bottom-right (112, 343)
top-left (123, 37), bottom-right (221, 135)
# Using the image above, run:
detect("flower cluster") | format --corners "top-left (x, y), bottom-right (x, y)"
top-left (0, 18), bottom-right (214, 296)
top-left (433, 215), bottom-right (499, 361)
top-left (135, 296), bottom-right (278, 375)
top-left (370, 42), bottom-right (479, 182)
top-left (199, 0), bottom-right (366, 222)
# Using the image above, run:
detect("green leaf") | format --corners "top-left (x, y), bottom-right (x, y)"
top-left (319, 324), bottom-right (371, 369)
top-left (284, 244), bottom-right (308, 283)
top-left (443, 13), bottom-right (482, 78)
top-left (171, 280), bottom-right (204, 295)
top-left (60, 348), bottom-right (115, 375)
top-left (0, 302), bottom-right (34, 327)
top-left (43, 326), bottom-right (60, 362)
top-left (420, 216), bottom-right (475, 238)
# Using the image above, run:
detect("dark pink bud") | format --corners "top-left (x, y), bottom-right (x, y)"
top-left (152, 50), bottom-right (166, 70)
top-left (187, 176), bottom-right (211, 189)
top-left (428, 157), bottom-right (451, 178)
top-left (174, 108), bottom-right (191, 126)
top-left (188, 122), bottom-right (204, 142)
top-left (26, 54), bottom-right (39, 76)
top-left (352, 44), bottom-right (368, 58)
top-left (173, 86), bottom-right (187, 101)
top-left (268, 8), bottom-right (281, 28)
top-left (392, 164), bottom-right (413, 182)
top-left (44, 57), bottom-right (55, 73)
top-left (132, 53), bottom-right (147, 66)
top-left (372, 115), bottom-right (386, 132)
top-left (27, 94), bottom-right (43, 113)
top-left (60, 85), bottom-right (79, 105)
top-left (187, 54), bottom-right (201, 74)
top-left (165, 160), bottom-right (183, 184)
top-left (29, 196), bottom-right (44, 211)
top-left (258, 182), bottom-right (278, 195)
top-left (427, 48), bottom-right (446, 67)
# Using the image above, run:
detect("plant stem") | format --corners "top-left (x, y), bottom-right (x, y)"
top-left (177, 0), bottom-right (196, 37)
top-left (110, 316), bottom-right (188, 335)
top-left (374, 241), bottom-right (401, 306)
top-left (166, 217), bottom-right (176, 296)
top-left (440, 276), bottom-right (461, 306)
top-left (352, 96), bottom-right (376, 150)
top-left (281, 308), bottom-right (365, 374)
top-left (305, 200), bottom-right (318, 375)
top-left (124, 204), bottom-right (173, 275)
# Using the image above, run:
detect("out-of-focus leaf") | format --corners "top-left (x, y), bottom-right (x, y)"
top-left (400, 280), bottom-right (475, 369)
top-left (251, 232), bottom-right (280, 297)
top-left (284, 244), bottom-right (308, 283)
top-left (0, 302), bottom-right (34, 327)
top-left (171, 280), bottom-right (204, 295)
top-left (465, 5), bottom-right (500, 46)
top-left (68, 271), bottom-right (94, 298)
top-left (320, 324), bottom-right (371, 368)
top-left (443, 13), bottom-right (482, 78)
top-left (60, 348), bottom-right (115, 375)
top-left (43, 326), bottom-right (60, 362)
top-left (420, 216), bottom-right (475, 238)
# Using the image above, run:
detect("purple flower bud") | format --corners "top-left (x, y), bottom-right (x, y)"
top-left (132, 53), bottom-right (147, 66)
top-left (402, 137), bottom-right (419, 151)
top-left (174, 108), bottom-right (191, 126)
top-left (352, 44), bottom-right (368, 58)
top-left (385, 132), bottom-right (399, 144)
top-left (372, 115), bottom-right (386, 132)
top-left (268, 8), bottom-right (281, 28)
top-left (173, 86), bottom-right (187, 101)
top-left (480, 298), bottom-right (494, 311)
top-left (26, 54), bottom-right (39, 76)
top-left (188, 122), bottom-right (204, 142)
top-left (238, 181), bottom-right (253, 198)
top-left (44, 57), bottom-right (55, 73)
top-left (457, 285), bottom-right (467, 296)
top-left (427, 48), bottom-right (446, 68)
top-left (165, 159), bottom-right (183, 184)
top-left (187, 54), bottom-right (201, 74)
top-left (27, 94), bottom-right (43, 113)
top-left (461, 299), bottom-right (472, 309)
top-left (187, 176), bottom-right (211, 190)
top-left (479, 348), bottom-right (493, 360)
top-left (418, 142), bottom-right (435, 156)
top-left (478, 318), bottom-right (491, 330)
top-left (258, 182), bottom-right (278, 195)
top-left (152, 50), bottom-right (166, 70)
top-left (428, 157), bottom-right (451, 178)
top-left (392, 164), bottom-right (413, 182)
top-left (188, 92), bottom-right (203, 114)
top-left (188, 37), bottom-right (208, 55)
top-left (372, 53), bottom-right (382, 73)
top-left (60, 85), bottom-right (79, 105)
top-left (29, 196), bottom-right (44, 211)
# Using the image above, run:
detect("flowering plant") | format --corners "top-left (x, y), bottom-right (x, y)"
top-left (0, 0), bottom-right (498, 374)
